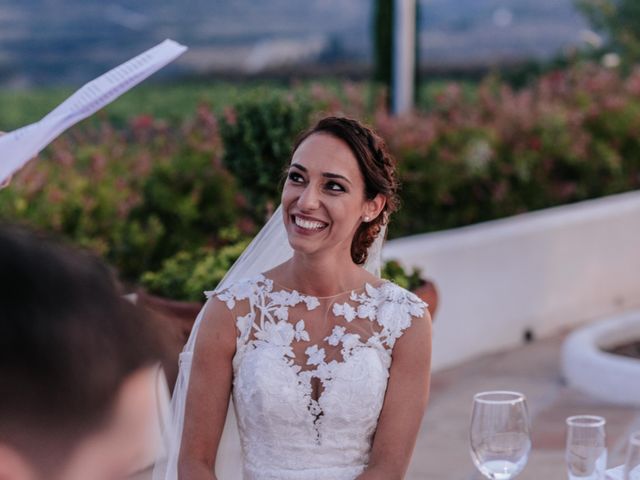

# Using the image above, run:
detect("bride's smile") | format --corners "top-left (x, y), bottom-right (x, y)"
top-left (291, 213), bottom-right (329, 232)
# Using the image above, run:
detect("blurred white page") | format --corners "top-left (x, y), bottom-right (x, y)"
top-left (0, 39), bottom-right (187, 183)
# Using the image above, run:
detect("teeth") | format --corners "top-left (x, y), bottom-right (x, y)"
top-left (294, 216), bottom-right (327, 231)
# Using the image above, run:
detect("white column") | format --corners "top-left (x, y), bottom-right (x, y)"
top-left (391, 0), bottom-right (416, 116)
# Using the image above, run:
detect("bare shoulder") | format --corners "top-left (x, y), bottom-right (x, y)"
top-left (194, 294), bottom-right (238, 358)
top-left (195, 274), bottom-right (269, 354)
top-left (400, 302), bottom-right (432, 346)
top-left (399, 301), bottom-right (431, 347)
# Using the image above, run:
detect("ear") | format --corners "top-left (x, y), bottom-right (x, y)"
top-left (0, 443), bottom-right (36, 480)
top-left (363, 194), bottom-right (386, 223)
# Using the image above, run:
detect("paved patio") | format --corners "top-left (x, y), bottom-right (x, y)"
top-left (407, 331), bottom-right (640, 479)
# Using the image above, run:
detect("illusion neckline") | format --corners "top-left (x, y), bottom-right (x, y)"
top-left (263, 275), bottom-right (390, 300)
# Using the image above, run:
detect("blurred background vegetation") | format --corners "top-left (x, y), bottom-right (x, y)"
top-left (1, 0), bottom-right (639, 301)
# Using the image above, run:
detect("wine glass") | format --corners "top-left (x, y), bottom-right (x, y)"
top-left (624, 431), bottom-right (640, 480)
top-left (470, 391), bottom-right (532, 479)
top-left (565, 415), bottom-right (607, 480)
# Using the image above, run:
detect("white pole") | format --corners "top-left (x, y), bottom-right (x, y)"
top-left (392, 0), bottom-right (416, 116)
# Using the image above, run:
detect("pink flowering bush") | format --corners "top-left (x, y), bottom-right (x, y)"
top-left (365, 65), bottom-right (640, 236)
top-left (2, 64), bottom-right (640, 297)
top-left (0, 106), bottom-right (244, 282)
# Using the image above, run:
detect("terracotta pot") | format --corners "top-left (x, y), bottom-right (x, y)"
top-left (136, 290), bottom-right (204, 392)
top-left (412, 278), bottom-right (439, 320)
top-left (137, 290), bottom-right (203, 341)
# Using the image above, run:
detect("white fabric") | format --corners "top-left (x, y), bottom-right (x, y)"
top-left (152, 204), bottom-right (408, 480)
top-left (215, 274), bottom-right (426, 479)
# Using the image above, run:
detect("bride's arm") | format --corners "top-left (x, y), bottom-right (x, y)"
top-left (356, 308), bottom-right (433, 480)
top-left (177, 297), bottom-right (237, 480)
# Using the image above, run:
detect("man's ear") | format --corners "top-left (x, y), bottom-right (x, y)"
top-left (364, 194), bottom-right (386, 222)
top-left (0, 443), bottom-right (36, 480)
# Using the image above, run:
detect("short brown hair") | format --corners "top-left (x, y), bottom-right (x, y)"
top-left (292, 116), bottom-right (400, 265)
top-left (0, 224), bottom-right (165, 473)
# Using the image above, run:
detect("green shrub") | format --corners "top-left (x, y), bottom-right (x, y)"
top-left (126, 148), bottom-right (240, 277)
top-left (140, 237), bottom-right (251, 302)
top-left (0, 109), bottom-right (242, 282)
top-left (381, 260), bottom-right (423, 291)
top-left (219, 91), bottom-right (314, 220)
top-left (576, 0), bottom-right (640, 66)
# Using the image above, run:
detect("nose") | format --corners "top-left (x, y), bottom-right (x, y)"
top-left (296, 184), bottom-right (320, 211)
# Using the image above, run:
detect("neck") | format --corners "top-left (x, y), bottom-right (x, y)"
top-left (284, 250), bottom-right (363, 297)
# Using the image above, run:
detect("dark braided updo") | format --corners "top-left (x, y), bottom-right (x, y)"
top-left (290, 116), bottom-right (400, 265)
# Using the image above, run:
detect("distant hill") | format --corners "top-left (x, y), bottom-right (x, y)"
top-left (0, 0), bottom-right (587, 88)
top-left (419, 0), bottom-right (587, 65)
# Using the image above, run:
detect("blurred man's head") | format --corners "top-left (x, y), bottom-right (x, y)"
top-left (0, 224), bottom-right (166, 480)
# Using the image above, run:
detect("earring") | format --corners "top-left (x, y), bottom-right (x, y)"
top-left (363, 216), bottom-right (370, 222)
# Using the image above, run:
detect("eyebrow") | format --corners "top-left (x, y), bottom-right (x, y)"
top-left (290, 163), bottom-right (352, 185)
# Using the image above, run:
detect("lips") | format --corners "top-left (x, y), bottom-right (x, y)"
top-left (292, 214), bottom-right (329, 232)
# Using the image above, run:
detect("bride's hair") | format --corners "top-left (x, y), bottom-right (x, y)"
top-left (291, 116), bottom-right (399, 265)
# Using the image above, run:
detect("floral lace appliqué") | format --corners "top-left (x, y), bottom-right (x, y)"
top-left (215, 274), bottom-right (427, 455)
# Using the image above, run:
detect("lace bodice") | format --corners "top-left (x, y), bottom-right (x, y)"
top-left (209, 273), bottom-right (427, 480)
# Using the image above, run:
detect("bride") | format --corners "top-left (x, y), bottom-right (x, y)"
top-left (155, 116), bottom-right (432, 480)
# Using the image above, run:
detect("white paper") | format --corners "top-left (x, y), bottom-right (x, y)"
top-left (0, 39), bottom-right (188, 184)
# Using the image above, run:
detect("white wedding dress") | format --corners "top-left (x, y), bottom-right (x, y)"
top-left (211, 273), bottom-right (427, 480)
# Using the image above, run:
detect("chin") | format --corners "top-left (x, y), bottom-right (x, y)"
top-left (285, 230), bottom-right (331, 260)
top-left (286, 232), bottom-right (319, 256)
top-left (286, 231), bottom-right (353, 262)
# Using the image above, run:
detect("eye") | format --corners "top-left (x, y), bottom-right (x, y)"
top-left (288, 171), bottom-right (305, 183)
top-left (325, 181), bottom-right (346, 193)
